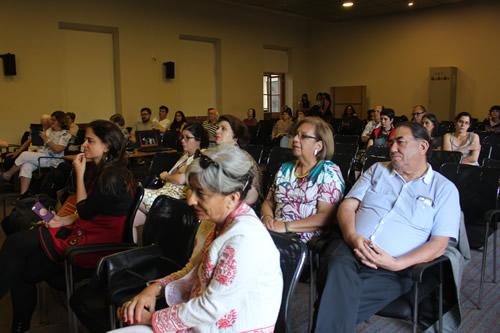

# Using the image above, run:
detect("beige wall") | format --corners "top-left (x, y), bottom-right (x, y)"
top-left (308, 1), bottom-right (500, 121)
top-left (0, 0), bottom-right (309, 143)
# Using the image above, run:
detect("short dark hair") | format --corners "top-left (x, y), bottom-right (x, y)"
top-left (51, 110), bottom-right (69, 130)
top-left (140, 107), bottom-right (152, 114)
top-left (159, 105), bottom-right (169, 113)
top-left (381, 109), bottom-right (395, 120)
top-left (489, 105), bottom-right (500, 113)
top-left (184, 123), bottom-right (209, 149)
top-left (66, 112), bottom-right (76, 121)
top-left (395, 121), bottom-right (431, 147)
top-left (455, 112), bottom-right (472, 122)
top-left (282, 107), bottom-right (292, 118)
top-left (218, 114), bottom-right (250, 147)
top-left (110, 113), bottom-right (125, 127)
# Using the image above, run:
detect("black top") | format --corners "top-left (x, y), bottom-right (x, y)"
top-left (77, 166), bottom-right (134, 220)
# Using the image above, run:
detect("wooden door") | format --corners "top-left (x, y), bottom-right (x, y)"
top-left (331, 85), bottom-right (366, 119)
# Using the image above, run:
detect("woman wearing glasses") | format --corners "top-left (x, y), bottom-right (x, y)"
top-left (261, 117), bottom-right (345, 242)
top-left (140, 123), bottom-right (209, 211)
top-left (114, 144), bottom-right (282, 332)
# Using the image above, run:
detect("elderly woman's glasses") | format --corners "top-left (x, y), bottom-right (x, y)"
top-left (293, 131), bottom-right (319, 141)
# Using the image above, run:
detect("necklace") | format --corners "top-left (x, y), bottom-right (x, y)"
top-left (294, 160), bottom-right (317, 179)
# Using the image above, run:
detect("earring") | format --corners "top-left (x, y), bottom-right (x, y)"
top-left (314, 148), bottom-right (319, 156)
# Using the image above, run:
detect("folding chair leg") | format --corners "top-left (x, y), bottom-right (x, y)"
top-left (308, 251), bottom-right (314, 333)
top-left (412, 283), bottom-right (419, 333)
top-left (64, 260), bottom-right (78, 333)
top-left (493, 227), bottom-right (497, 283)
top-left (438, 264), bottom-right (443, 333)
top-left (109, 304), bottom-right (116, 330)
top-left (478, 222), bottom-right (490, 309)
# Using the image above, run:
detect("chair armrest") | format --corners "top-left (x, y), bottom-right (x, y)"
top-left (409, 256), bottom-right (449, 283)
top-left (307, 226), bottom-right (342, 254)
top-left (484, 209), bottom-right (500, 225)
top-left (65, 242), bottom-right (137, 266)
top-left (97, 245), bottom-right (164, 282)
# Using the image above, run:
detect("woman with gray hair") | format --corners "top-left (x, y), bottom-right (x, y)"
top-left (114, 144), bottom-right (283, 333)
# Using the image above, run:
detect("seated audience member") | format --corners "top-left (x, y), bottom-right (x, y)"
top-left (367, 109), bottom-right (395, 148)
top-left (300, 93), bottom-right (311, 110)
top-left (135, 107), bottom-right (155, 131)
top-left (111, 144), bottom-right (282, 333)
top-left (442, 112), bottom-right (481, 165)
top-left (66, 112), bottom-right (79, 137)
top-left (0, 111), bottom-right (71, 195)
top-left (202, 107), bottom-right (219, 144)
top-left (2, 114), bottom-right (52, 170)
top-left (0, 120), bottom-right (135, 333)
top-left (141, 123), bottom-right (209, 211)
top-left (484, 105), bottom-right (500, 133)
top-left (262, 117), bottom-right (344, 242)
top-left (295, 109), bottom-right (306, 123)
top-left (243, 107), bottom-right (258, 127)
top-left (272, 107), bottom-right (294, 147)
top-left (422, 113), bottom-right (442, 150)
top-left (361, 105), bottom-right (383, 143)
top-left (321, 93), bottom-right (333, 122)
top-left (411, 105), bottom-right (427, 124)
top-left (314, 122), bottom-right (460, 333)
top-left (342, 104), bottom-right (358, 119)
top-left (110, 113), bottom-right (136, 145)
top-left (170, 110), bottom-right (188, 133)
top-left (154, 105), bottom-right (171, 132)
top-left (216, 114), bottom-right (250, 147)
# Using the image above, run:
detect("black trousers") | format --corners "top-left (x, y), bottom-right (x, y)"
top-left (0, 228), bottom-right (62, 326)
top-left (314, 241), bottom-right (413, 333)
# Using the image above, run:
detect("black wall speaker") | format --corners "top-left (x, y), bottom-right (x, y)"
top-left (2, 53), bottom-right (17, 76)
top-left (164, 61), bottom-right (175, 79)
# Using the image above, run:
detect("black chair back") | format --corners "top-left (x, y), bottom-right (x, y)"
top-left (429, 150), bottom-right (462, 171)
top-left (440, 163), bottom-right (500, 248)
top-left (331, 153), bottom-right (355, 183)
top-left (362, 155), bottom-right (390, 172)
top-left (123, 183), bottom-right (145, 243)
top-left (161, 130), bottom-right (180, 150)
top-left (143, 151), bottom-right (182, 188)
top-left (242, 144), bottom-right (264, 165)
top-left (437, 121), bottom-right (455, 136)
top-left (265, 147), bottom-right (296, 176)
top-left (143, 195), bottom-right (200, 267)
top-left (255, 120), bottom-right (276, 146)
top-left (483, 158), bottom-right (500, 168)
top-left (269, 232), bottom-right (307, 333)
top-left (334, 134), bottom-right (359, 145)
top-left (334, 141), bottom-right (358, 156)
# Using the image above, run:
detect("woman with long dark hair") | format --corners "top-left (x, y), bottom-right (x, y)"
top-left (170, 111), bottom-right (188, 133)
top-left (0, 120), bottom-right (135, 333)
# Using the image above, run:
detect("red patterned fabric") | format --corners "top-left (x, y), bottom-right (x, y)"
top-left (216, 309), bottom-right (237, 329)
top-left (152, 304), bottom-right (187, 332)
top-left (214, 245), bottom-right (237, 286)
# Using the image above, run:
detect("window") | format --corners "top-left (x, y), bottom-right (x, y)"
top-left (263, 73), bottom-right (285, 114)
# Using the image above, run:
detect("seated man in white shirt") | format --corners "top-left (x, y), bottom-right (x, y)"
top-left (361, 105), bottom-right (383, 143)
top-left (314, 122), bottom-right (461, 333)
top-left (154, 105), bottom-right (171, 132)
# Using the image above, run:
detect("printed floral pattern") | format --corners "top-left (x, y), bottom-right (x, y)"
top-left (268, 160), bottom-right (344, 242)
top-left (152, 304), bottom-right (186, 332)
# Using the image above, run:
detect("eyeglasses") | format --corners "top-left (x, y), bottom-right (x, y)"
top-left (412, 112), bottom-right (425, 116)
top-left (293, 132), bottom-right (319, 141)
top-left (181, 135), bottom-right (196, 141)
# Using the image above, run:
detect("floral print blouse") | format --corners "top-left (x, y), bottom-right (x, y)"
top-left (267, 160), bottom-right (345, 242)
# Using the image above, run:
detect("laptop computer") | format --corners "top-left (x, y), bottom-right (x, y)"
top-left (136, 130), bottom-right (165, 152)
top-left (30, 124), bottom-right (44, 146)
